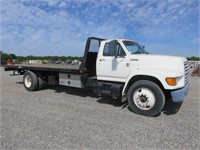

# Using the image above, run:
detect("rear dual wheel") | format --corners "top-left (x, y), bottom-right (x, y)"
top-left (37, 73), bottom-right (46, 90)
top-left (23, 71), bottom-right (45, 91)
top-left (23, 71), bottom-right (38, 91)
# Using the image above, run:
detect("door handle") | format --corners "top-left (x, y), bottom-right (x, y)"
top-left (99, 59), bottom-right (105, 61)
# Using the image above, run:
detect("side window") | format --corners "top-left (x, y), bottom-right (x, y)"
top-left (89, 39), bottom-right (100, 52)
top-left (103, 42), bottom-right (126, 57)
top-left (103, 43), bottom-right (111, 56)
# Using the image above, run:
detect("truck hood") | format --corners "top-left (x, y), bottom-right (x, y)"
top-left (130, 54), bottom-right (186, 62)
top-left (130, 54), bottom-right (187, 76)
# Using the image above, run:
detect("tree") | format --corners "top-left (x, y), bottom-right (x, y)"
top-left (10, 53), bottom-right (17, 59)
top-left (187, 56), bottom-right (200, 61)
top-left (1, 53), bottom-right (11, 60)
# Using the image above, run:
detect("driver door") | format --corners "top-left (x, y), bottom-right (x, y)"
top-left (97, 41), bottom-right (130, 82)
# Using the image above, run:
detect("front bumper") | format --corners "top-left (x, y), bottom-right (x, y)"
top-left (170, 83), bottom-right (190, 102)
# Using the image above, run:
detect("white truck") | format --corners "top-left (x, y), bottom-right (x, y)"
top-left (4, 37), bottom-right (190, 116)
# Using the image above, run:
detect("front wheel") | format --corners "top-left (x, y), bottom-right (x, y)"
top-left (127, 80), bottom-right (165, 117)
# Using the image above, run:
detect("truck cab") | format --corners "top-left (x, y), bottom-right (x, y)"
top-left (94, 38), bottom-right (189, 116)
top-left (96, 38), bottom-right (189, 91)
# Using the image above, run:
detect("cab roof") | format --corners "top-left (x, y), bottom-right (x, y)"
top-left (103, 38), bottom-right (136, 43)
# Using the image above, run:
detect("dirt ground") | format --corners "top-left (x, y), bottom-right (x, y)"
top-left (0, 67), bottom-right (199, 149)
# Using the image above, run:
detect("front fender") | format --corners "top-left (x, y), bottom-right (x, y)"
top-left (122, 69), bottom-right (184, 95)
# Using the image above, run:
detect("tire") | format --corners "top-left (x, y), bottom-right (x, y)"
top-left (23, 71), bottom-right (38, 91)
top-left (37, 73), bottom-right (46, 90)
top-left (127, 80), bottom-right (165, 117)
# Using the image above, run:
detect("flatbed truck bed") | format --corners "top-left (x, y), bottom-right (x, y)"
top-left (3, 37), bottom-right (105, 75)
top-left (3, 37), bottom-right (105, 95)
top-left (3, 64), bottom-right (85, 74)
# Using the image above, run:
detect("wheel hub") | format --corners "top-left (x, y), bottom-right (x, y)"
top-left (140, 95), bottom-right (148, 103)
top-left (133, 88), bottom-right (156, 110)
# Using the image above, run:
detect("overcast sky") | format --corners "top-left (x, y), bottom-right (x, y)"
top-left (0, 0), bottom-right (199, 57)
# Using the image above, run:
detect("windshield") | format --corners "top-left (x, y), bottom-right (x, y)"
top-left (123, 41), bottom-right (148, 54)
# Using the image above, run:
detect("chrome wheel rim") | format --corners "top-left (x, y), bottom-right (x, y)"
top-left (25, 75), bottom-right (32, 88)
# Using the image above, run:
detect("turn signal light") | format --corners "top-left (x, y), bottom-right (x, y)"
top-left (166, 78), bottom-right (177, 86)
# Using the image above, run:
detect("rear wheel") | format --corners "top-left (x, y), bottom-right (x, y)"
top-left (37, 76), bottom-right (45, 90)
top-left (36, 72), bottom-right (46, 90)
top-left (127, 80), bottom-right (165, 117)
top-left (23, 71), bottom-right (38, 91)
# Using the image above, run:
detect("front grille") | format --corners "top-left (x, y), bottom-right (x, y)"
top-left (184, 61), bottom-right (189, 85)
